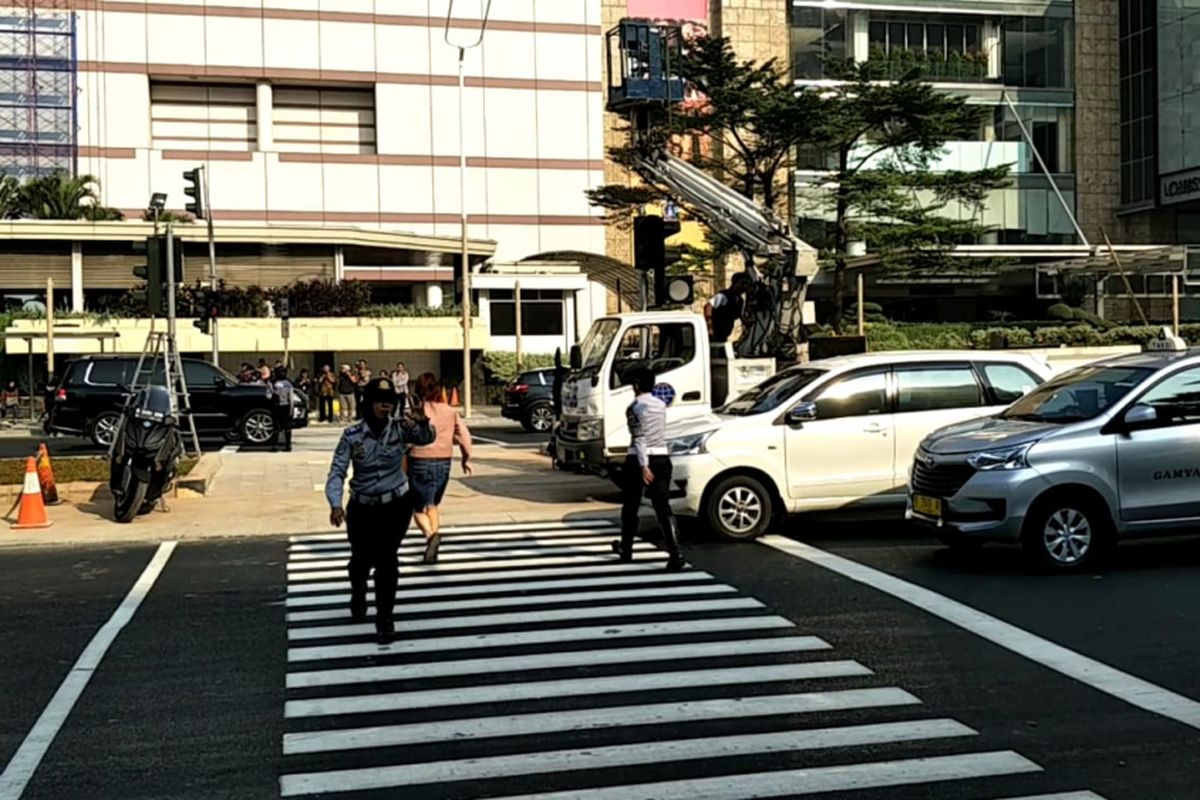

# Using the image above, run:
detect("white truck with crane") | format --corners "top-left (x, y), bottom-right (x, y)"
top-left (552, 19), bottom-right (819, 481)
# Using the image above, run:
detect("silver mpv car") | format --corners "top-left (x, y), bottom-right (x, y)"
top-left (908, 349), bottom-right (1200, 571)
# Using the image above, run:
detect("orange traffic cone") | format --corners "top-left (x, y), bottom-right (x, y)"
top-left (449, 386), bottom-right (460, 406)
top-left (12, 456), bottom-right (52, 529)
top-left (36, 443), bottom-right (60, 506)
top-left (439, 387), bottom-right (447, 403)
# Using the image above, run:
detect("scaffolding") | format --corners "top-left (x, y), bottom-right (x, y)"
top-left (0, 0), bottom-right (75, 179)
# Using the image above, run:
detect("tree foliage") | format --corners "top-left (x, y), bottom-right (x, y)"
top-left (587, 35), bottom-right (819, 270)
top-left (0, 171), bottom-right (124, 221)
top-left (796, 60), bottom-right (1010, 328)
top-left (586, 35), bottom-right (1011, 331)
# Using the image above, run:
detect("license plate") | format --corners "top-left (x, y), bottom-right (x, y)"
top-left (913, 495), bottom-right (942, 518)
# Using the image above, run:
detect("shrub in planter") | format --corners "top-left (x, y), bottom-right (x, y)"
top-left (480, 351), bottom-right (557, 384)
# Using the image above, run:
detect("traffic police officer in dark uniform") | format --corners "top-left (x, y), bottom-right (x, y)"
top-left (325, 376), bottom-right (435, 644)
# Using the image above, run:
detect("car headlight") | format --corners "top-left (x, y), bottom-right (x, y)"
top-left (966, 443), bottom-right (1032, 471)
top-left (668, 431), bottom-right (713, 456)
top-left (576, 417), bottom-right (604, 441)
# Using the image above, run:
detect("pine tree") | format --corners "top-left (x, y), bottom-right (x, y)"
top-left (798, 60), bottom-right (1010, 329)
top-left (587, 35), bottom-right (821, 274)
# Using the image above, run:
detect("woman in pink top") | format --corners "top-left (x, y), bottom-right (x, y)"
top-left (408, 373), bottom-right (473, 563)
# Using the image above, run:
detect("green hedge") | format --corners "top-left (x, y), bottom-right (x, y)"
top-left (852, 322), bottom-right (1193, 351)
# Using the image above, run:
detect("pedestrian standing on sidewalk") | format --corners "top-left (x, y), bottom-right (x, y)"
top-left (317, 365), bottom-right (336, 423)
top-left (336, 364), bottom-right (357, 423)
top-left (612, 367), bottom-right (684, 571)
top-left (325, 376), bottom-right (436, 645)
top-left (271, 366), bottom-right (294, 452)
top-left (2, 381), bottom-right (20, 420)
top-left (392, 362), bottom-right (411, 418)
top-left (407, 372), bottom-right (473, 564)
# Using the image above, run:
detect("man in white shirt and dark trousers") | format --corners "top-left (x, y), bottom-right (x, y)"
top-left (612, 367), bottom-right (684, 571)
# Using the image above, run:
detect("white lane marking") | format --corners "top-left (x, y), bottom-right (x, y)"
top-left (287, 562), bottom-right (690, 593)
top-left (287, 596), bottom-right (765, 641)
top-left (988, 793), bottom-right (1109, 800)
top-left (0, 542), bottom-right (177, 800)
top-left (278, 719), bottom-right (973, 795)
top-left (288, 519), bottom-right (619, 543)
top-left (285, 661), bottom-right (870, 718)
top-left (762, 535), bottom-right (1200, 731)
top-left (291, 534), bottom-right (623, 557)
top-left (220, 444), bottom-right (238, 454)
top-left (286, 553), bottom-right (668, 582)
top-left (284, 571), bottom-right (714, 607)
top-left (286, 635), bottom-right (829, 689)
top-left (282, 686), bottom-right (918, 754)
top-left (286, 543), bottom-right (655, 570)
top-left (287, 596), bottom-right (761, 640)
top-left (310, 483), bottom-right (323, 492)
top-left (477, 751), bottom-right (1042, 800)
top-left (289, 530), bottom-right (620, 553)
top-left (286, 583), bottom-right (737, 623)
top-left (287, 615), bottom-right (792, 663)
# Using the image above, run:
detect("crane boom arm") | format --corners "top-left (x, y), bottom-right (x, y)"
top-left (632, 148), bottom-right (819, 279)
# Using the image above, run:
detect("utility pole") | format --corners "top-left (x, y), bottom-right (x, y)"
top-left (45, 277), bottom-right (54, 378)
top-left (515, 280), bottom-right (523, 372)
top-left (201, 166), bottom-right (219, 366)
top-left (444, 0), bottom-right (494, 418)
top-left (166, 223), bottom-right (177, 342)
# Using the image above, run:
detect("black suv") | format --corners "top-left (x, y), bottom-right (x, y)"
top-left (501, 368), bottom-right (556, 432)
top-left (46, 355), bottom-right (308, 447)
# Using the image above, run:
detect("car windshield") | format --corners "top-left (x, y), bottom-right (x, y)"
top-left (1001, 364), bottom-right (1154, 423)
top-left (579, 319), bottom-right (620, 369)
top-left (720, 368), bottom-right (828, 416)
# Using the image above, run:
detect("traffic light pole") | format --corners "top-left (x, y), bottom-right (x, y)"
top-left (166, 222), bottom-right (177, 341)
top-left (201, 166), bottom-right (219, 366)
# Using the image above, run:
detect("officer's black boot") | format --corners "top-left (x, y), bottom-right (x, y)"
top-left (349, 590), bottom-right (367, 622)
top-left (661, 515), bottom-right (684, 572)
top-left (610, 539), bottom-right (633, 562)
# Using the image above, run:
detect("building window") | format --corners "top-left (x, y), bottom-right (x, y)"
top-left (865, 14), bottom-right (989, 83)
top-left (273, 86), bottom-right (376, 155)
top-left (1002, 17), bottom-right (1072, 88)
top-left (994, 105), bottom-right (1074, 173)
top-left (1120, 0), bottom-right (1157, 207)
top-left (790, 6), bottom-right (846, 80)
top-left (490, 289), bottom-right (565, 337)
top-left (150, 82), bottom-right (256, 151)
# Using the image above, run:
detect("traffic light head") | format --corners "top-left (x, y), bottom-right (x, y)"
top-left (182, 168), bottom-right (205, 220)
top-left (132, 236), bottom-right (165, 315)
top-left (633, 215), bottom-right (665, 272)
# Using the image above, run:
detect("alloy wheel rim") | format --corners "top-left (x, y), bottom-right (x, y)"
top-left (1042, 507), bottom-right (1092, 564)
top-left (96, 415), bottom-right (119, 445)
top-left (245, 412), bottom-right (275, 444)
top-left (531, 407), bottom-right (553, 431)
top-left (718, 486), bottom-right (762, 534)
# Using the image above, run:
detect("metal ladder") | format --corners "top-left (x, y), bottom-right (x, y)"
top-left (126, 328), bottom-right (202, 457)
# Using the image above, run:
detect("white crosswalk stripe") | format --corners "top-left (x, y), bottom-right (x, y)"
top-left (280, 520), bottom-right (1108, 799)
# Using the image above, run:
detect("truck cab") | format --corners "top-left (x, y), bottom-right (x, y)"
top-left (555, 311), bottom-right (774, 477)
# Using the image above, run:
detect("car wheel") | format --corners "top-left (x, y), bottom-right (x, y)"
top-left (90, 412), bottom-right (122, 448)
top-left (706, 475), bottom-right (774, 541)
top-left (522, 403), bottom-right (554, 433)
top-left (239, 410), bottom-right (277, 446)
top-left (1022, 494), bottom-right (1111, 572)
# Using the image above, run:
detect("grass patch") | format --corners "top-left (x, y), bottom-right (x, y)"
top-left (0, 457), bottom-right (199, 485)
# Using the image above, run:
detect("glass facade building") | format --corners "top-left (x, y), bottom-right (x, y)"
top-left (789, 0), bottom-right (1078, 247)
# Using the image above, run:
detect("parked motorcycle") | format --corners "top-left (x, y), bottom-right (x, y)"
top-left (109, 385), bottom-right (183, 523)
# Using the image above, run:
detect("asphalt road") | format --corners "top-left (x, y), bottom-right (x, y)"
top-left (2, 518), bottom-right (1198, 799)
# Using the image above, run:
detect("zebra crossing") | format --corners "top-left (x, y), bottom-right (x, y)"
top-left (281, 520), bottom-right (1107, 799)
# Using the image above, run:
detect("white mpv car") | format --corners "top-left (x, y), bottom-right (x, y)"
top-left (666, 351), bottom-right (1053, 540)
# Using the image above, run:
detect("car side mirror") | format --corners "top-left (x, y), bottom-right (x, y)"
top-left (213, 376), bottom-right (226, 389)
top-left (787, 401), bottom-right (818, 426)
top-left (569, 344), bottom-right (582, 370)
top-left (116, 383), bottom-right (130, 395)
top-left (1123, 403), bottom-right (1157, 427)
